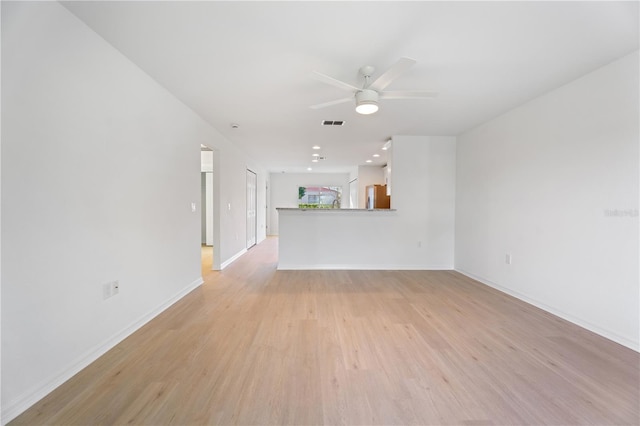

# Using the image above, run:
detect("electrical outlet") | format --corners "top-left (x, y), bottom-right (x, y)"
top-left (505, 254), bottom-right (512, 265)
top-left (103, 282), bottom-right (112, 300)
top-left (103, 280), bottom-right (119, 299)
top-left (417, 241), bottom-right (422, 248)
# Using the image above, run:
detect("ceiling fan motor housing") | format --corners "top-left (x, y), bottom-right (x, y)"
top-left (356, 89), bottom-right (378, 102)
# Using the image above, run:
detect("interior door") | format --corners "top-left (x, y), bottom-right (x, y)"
top-left (246, 169), bottom-right (257, 248)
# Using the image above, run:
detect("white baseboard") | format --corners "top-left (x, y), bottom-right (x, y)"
top-left (220, 248), bottom-right (247, 269)
top-left (455, 268), bottom-right (639, 352)
top-left (277, 263), bottom-right (454, 270)
top-left (1, 277), bottom-right (204, 425)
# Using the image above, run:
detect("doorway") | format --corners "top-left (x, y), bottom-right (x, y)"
top-left (201, 172), bottom-right (214, 246)
top-left (201, 146), bottom-right (221, 272)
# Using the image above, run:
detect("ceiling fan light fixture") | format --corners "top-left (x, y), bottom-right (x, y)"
top-left (355, 89), bottom-right (379, 115)
top-left (356, 103), bottom-right (378, 115)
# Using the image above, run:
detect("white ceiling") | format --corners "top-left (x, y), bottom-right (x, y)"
top-left (62, 1), bottom-right (638, 173)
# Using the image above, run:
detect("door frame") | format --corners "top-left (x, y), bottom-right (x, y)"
top-left (246, 168), bottom-right (257, 249)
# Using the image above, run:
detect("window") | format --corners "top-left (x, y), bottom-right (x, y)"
top-left (298, 186), bottom-right (342, 208)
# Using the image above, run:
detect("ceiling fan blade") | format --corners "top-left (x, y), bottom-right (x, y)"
top-left (380, 90), bottom-right (438, 100)
top-left (309, 97), bottom-right (353, 109)
top-left (368, 57), bottom-right (416, 91)
top-left (311, 71), bottom-right (359, 92)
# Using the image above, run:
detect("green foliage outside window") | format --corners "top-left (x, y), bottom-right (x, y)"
top-left (298, 203), bottom-right (333, 209)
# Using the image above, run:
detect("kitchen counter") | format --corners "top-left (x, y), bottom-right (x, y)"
top-left (276, 207), bottom-right (399, 270)
top-left (276, 208), bottom-right (396, 212)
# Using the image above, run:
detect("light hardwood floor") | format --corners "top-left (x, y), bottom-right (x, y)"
top-left (12, 237), bottom-right (639, 425)
top-left (201, 245), bottom-right (213, 277)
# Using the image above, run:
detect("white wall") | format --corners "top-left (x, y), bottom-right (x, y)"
top-left (356, 165), bottom-right (385, 208)
top-left (391, 136), bottom-right (457, 268)
top-left (349, 178), bottom-right (358, 209)
top-left (0, 2), bottom-right (265, 422)
top-left (268, 172), bottom-right (350, 235)
top-left (214, 143), bottom-right (267, 265)
top-left (201, 150), bottom-right (213, 172)
top-left (348, 166), bottom-right (358, 209)
top-left (455, 52), bottom-right (639, 350)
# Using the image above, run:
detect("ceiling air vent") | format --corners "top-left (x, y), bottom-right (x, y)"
top-left (322, 120), bottom-right (345, 126)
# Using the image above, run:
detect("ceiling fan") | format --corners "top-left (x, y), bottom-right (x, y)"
top-left (310, 57), bottom-right (437, 115)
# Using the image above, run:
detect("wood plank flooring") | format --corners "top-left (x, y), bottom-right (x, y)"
top-left (12, 237), bottom-right (639, 425)
top-left (201, 245), bottom-right (213, 277)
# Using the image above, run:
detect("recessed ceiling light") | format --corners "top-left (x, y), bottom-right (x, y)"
top-left (312, 153), bottom-right (320, 157)
top-left (312, 159), bottom-right (319, 163)
top-left (373, 154), bottom-right (380, 158)
top-left (307, 167), bottom-right (312, 171)
top-left (312, 145), bottom-right (321, 150)
top-left (365, 160), bottom-right (373, 163)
